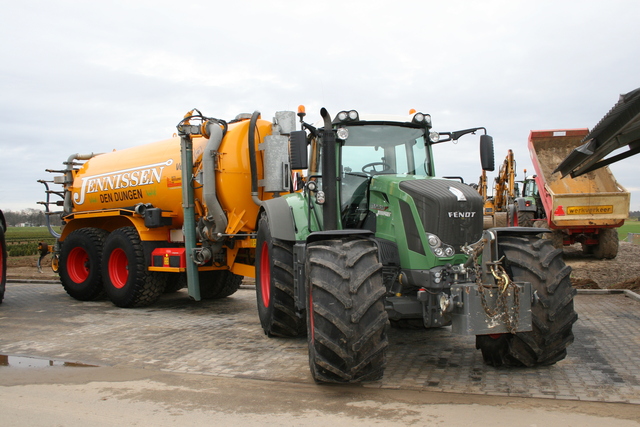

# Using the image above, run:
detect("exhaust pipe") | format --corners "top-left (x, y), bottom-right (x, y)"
top-left (320, 108), bottom-right (338, 230)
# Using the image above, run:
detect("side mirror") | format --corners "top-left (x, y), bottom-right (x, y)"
top-left (480, 134), bottom-right (495, 171)
top-left (289, 130), bottom-right (308, 170)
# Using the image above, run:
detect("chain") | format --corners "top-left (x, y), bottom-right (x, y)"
top-left (470, 242), bottom-right (520, 334)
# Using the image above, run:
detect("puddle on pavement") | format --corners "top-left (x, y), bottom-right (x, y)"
top-left (0, 354), bottom-right (98, 368)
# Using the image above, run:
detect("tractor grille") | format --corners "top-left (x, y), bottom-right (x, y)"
top-left (399, 179), bottom-right (483, 251)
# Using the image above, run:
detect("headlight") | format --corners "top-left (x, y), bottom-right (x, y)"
top-left (412, 112), bottom-right (432, 127)
top-left (336, 110), bottom-right (359, 122)
top-left (426, 233), bottom-right (455, 258)
top-left (315, 190), bottom-right (325, 204)
top-left (336, 127), bottom-right (349, 140)
top-left (429, 131), bottom-right (440, 143)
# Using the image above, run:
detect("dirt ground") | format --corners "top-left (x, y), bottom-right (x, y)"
top-left (7, 254), bottom-right (59, 281)
top-left (8, 241), bottom-right (640, 290)
top-left (563, 241), bottom-right (640, 290)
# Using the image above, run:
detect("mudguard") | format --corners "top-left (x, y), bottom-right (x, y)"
top-left (261, 197), bottom-right (296, 241)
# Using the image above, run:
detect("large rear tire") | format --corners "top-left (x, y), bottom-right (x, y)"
top-left (255, 214), bottom-right (306, 337)
top-left (476, 235), bottom-right (577, 367)
top-left (514, 208), bottom-right (535, 227)
top-left (592, 228), bottom-right (619, 259)
top-left (200, 270), bottom-right (243, 299)
top-left (59, 228), bottom-right (108, 301)
top-left (102, 227), bottom-right (165, 308)
top-left (306, 236), bottom-right (388, 383)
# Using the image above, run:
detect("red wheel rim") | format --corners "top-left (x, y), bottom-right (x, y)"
top-left (259, 242), bottom-right (271, 307)
top-left (67, 247), bottom-right (90, 283)
top-left (108, 248), bottom-right (129, 289)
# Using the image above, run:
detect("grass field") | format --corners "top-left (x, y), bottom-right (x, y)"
top-left (5, 226), bottom-right (60, 257)
top-left (619, 217), bottom-right (640, 240)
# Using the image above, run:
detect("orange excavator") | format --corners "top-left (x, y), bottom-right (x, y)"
top-left (479, 149), bottom-right (516, 228)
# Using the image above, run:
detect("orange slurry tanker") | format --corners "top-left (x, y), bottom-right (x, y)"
top-left (40, 109), bottom-right (295, 307)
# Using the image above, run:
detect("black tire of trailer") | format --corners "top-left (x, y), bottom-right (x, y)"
top-left (592, 228), bottom-right (619, 259)
top-left (475, 235), bottom-right (577, 367)
top-left (163, 273), bottom-right (186, 293)
top-left (199, 270), bottom-right (243, 299)
top-left (533, 220), bottom-right (564, 249)
top-left (255, 214), bottom-right (306, 337)
top-left (0, 225), bottom-right (6, 303)
top-left (101, 227), bottom-right (166, 308)
top-left (59, 228), bottom-right (109, 301)
top-left (306, 236), bottom-right (388, 383)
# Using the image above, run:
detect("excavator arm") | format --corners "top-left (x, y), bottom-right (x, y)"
top-left (493, 149), bottom-right (516, 212)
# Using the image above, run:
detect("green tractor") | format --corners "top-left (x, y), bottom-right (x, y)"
top-left (256, 108), bottom-right (577, 383)
top-left (511, 173), bottom-right (544, 227)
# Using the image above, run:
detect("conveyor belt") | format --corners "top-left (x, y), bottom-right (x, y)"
top-left (555, 87), bottom-right (640, 177)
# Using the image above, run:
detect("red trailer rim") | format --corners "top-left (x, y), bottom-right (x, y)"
top-left (108, 248), bottom-right (129, 289)
top-left (259, 242), bottom-right (271, 307)
top-left (67, 247), bottom-right (90, 283)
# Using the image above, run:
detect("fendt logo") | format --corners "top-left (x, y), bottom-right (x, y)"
top-left (448, 211), bottom-right (476, 218)
top-left (73, 160), bottom-right (173, 205)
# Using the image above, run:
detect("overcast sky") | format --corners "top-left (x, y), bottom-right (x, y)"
top-left (1, 0), bottom-right (638, 213)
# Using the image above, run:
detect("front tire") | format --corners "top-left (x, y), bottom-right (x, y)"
top-left (476, 235), bottom-right (577, 367)
top-left (59, 228), bottom-right (108, 301)
top-left (102, 227), bottom-right (165, 308)
top-left (255, 214), bottom-right (305, 337)
top-left (306, 236), bottom-right (388, 383)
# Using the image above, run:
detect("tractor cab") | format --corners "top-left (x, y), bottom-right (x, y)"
top-left (307, 111), bottom-right (436, 230)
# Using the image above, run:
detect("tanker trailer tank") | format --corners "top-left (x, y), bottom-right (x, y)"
top-left (39, 109), bottom-right (297, 308)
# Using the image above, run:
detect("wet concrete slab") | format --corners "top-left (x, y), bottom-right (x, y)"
top-left (0, 354), bottom-right (97, 368)
top-left (1, 281), bottom-right (639, 404)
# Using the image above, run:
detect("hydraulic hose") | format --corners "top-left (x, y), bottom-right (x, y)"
top-left (202, 120), bottom-right (227, 249)
top-left (63, 153), bottom-right (98, 214)
top-left (248, 110), bottom-right (263, 206)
